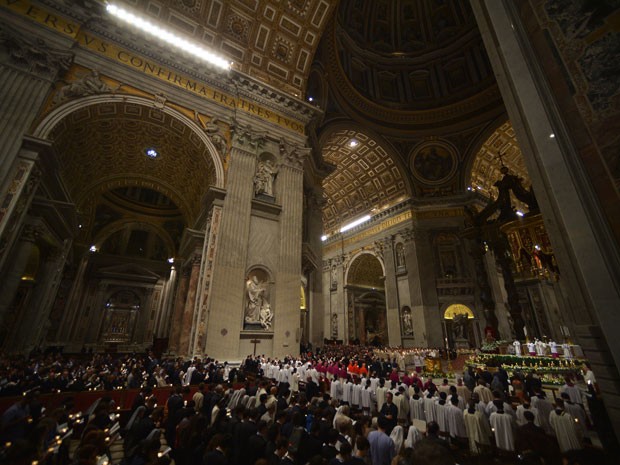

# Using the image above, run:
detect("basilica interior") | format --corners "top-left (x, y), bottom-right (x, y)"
top-left (0, 0), bottom-right (619, 434)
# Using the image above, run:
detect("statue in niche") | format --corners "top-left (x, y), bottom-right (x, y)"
top-left (331, 313), bottom-right (338, 338)
top-left (254, 159), bottom-right (278, 196)
top-left (245, 275), bottom-right (272, 329)
top-left (402, 308), bottom-right (413, 335)
top-left (396, 243), bottom-right (406, 268)
top-left (330, 266), bottom-right (338, 289)
top-left (452, 313), bottom-right (468, 340)
top-left (259, 303), bottom-right (273, 330)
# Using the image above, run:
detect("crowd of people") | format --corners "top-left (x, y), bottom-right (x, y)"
top-left (0, 345), bottom-right (610, 465)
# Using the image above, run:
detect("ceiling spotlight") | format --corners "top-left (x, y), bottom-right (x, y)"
top-left (349, 139), bottom-right (359, 148)
top-left (340, 215), bottom-right (371, 233)
top-left (467, 186), bottom-right (472, 191)
top-left (106, 3), bottom-right (231, 70)
top-left (321, 235), bottom-right (328, 242)
top-left (167, 257), bottom-right (174, 264)
top-left (534, 244), bottom-right (541, 250)
top-left (308, 97), bottom-right (313, 102)
top-left (145, 148), bottom-right (159, 159)
top-left (549, 133), bottom-right (555, 138)
top-left (516, 210), bottom-right (524, 217)
top-left (89, 245), bottom-right (97, 252)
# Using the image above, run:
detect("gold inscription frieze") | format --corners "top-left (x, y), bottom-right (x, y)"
top-left (2, 0), bottom-right (305, 135)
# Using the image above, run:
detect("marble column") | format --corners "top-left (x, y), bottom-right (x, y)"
top-left (0, 224), bottom-right (39, 333)
top-left (167, 265), bottom-right (191, 353)
top-left (402, 229), bottom-right (442, 347)
top-left (12, 239), bottom-right (71, 352)
top-left (155, 266), bottom-right (177, 339)
top-left (0, 23), bottom-right (72, 220)
top-left (378, 236), bottom-right (401, 347)
top-left (56, 255), bottom-right (89, 343)
top-left (204, 129), bottom-right (262, 359)
top-left (472, 0), bottom-right (620, 438)
top-left (178, 255), bottom-right (201, 356)
top-left (272, 143), bottom-right (307, 357)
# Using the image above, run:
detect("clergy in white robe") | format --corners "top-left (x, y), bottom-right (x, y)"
top-left (423, 393), bottom-right (437, 424)
top-left (515, 403), bottom-right (539, 427)
top-left (560, 380), bottom-right (583, 406)
top-left (409, 392), bottom-right (425, 422)
top-left (549, 401), bottom-right (582, 453)
top-left (376, 383), bottom-right (388, 413)
top-left (473, 381), bottom-right (494, 404)
top-left (435, 393), bottom-right (449, 433)
top-left (464, 406), bottom-right (492, 454)
top-left (489, 403), bottom-right (515, 451)
top-left (361, 382), bottom-right (374, 415)
top-left (394, 388), bottom-right (409, 424)
top-left (531, 392), bottom-right (554, 435)
top-left (351, 380), bottom-right (362, 408)
top-left (342, 379), bottom-right (353, 405)
top-left (560, 393), bottom-right (587, 440)
top-left (446, 398), bottom-right (467, 439)
top-left (330, 377), bottom-right (342, 402)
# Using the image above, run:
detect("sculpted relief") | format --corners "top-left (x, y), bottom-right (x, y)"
top-left (245, 270), bottom-right (273, 330)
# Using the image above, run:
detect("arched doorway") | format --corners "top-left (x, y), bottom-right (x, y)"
top-left (443, 304), bottom-right (476, 349)
top-left (346, 253), bottom-right (386, 345)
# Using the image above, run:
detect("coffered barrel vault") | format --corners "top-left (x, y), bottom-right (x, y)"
top-left (0, 0), bottom-right (619, 441)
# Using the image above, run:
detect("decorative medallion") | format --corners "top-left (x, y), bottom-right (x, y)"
top-left (221, 328), bottom-right (228, 336)
top-left (410, 140), bottom-right (457, 185)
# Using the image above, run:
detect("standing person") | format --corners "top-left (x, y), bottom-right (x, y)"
top-left (445, 396), bottom-right (467, 440)
top-left (473, 379), bottom-right (493, 404)
top-left (489, 400), bottom-right (515, 451)
top-left (463, 400), bottom-right (492, 454)
top-left (549, 399), bottom-right (582, 453)
top-left (368, 416), bottom-right (395, 465)
top-left (379, 392), bottom-right (398, 435)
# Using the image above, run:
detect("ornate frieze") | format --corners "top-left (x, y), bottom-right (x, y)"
top-left (0, 24), bottom-right (73, 81)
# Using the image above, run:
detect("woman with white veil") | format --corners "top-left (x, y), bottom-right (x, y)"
top-left (404, 424), bottom-right (423, 449)
top-left (389, 425), bottom-right (404, 455)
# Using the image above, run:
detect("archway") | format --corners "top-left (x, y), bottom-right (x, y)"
top-left (346, 253), bottom-right (386, 345)
top-left (443, 303), bottom-right (476, 349)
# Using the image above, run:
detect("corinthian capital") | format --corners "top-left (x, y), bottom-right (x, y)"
top-left (0, 25), bottom-right (73, 80)
top-left (231, 119), bottom-right (266, 151)
top-left (279, 138), bottom-right (310, 170)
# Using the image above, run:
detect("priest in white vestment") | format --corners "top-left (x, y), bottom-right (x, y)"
top-left (560, 393), bottom-right (587, 440)
top-left (531, 391), bottom-right (554, 435)
top-left (549, 399), bottom-right (582, 452)
top-left (446, 397), bottom-right (467, 439)
top-left (423, 392), bottom-right (437, 424)
top-left (515, 402), bottom-right (539, 427)
top-left (409, 388), bottom-right (425, 422)
top-left (464, 402), bottom-right (492, 454)
top-left (473, 380), bottom-right (494, 404)
top-left (489, 400), bottom-right (515, 451)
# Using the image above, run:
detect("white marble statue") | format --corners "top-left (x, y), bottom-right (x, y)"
top-left (402, 310), bottom-right (413, 336)
top-left (245, 276), bottom-right (269, 325)
top-left (254, 159), bottom-right (278, 196)
top-left (259, 303), bottom-right (273, 330)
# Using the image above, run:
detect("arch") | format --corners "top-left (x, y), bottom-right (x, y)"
top-left (76, 175), bottom-right (193, 224)
top-left (319, 121), bottom-right (412, 232)
top-left (33, 94), bottom-right (225, 188)
top-left (459, 115), bottom-right (508, 190)
top-left (94, 218), bottom-right (177, 259)
top-left (443, 303), bottom-right (475, 319)
top-left (344, 250), bottom-right (385, 286)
